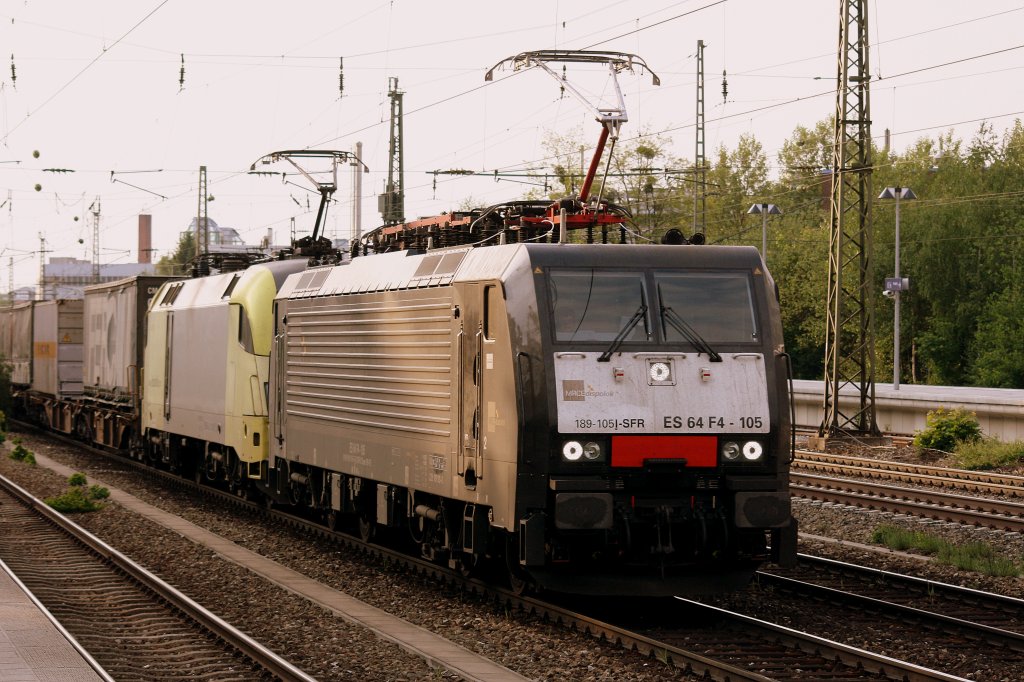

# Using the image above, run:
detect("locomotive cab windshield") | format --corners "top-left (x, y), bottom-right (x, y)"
top-left (547, 267), bottom-right (759, 350)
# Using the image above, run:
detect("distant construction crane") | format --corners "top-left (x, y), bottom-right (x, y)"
top-left (818, 0), bottom-right (880, 443)
top-left (379, 77), bottom-right (405, 226)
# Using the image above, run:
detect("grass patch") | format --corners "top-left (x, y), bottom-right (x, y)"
top-left (871, 524), bottom-right (1020, 577)
top-left (45, 473), bottom-right (109, 514)
top-left (938, 542), bottom-right (1021, 577)
top-left (9, 438), bottom-right (35, 466)
top-left (871, 525), bottom-right (945, 553)
top-left (952, 438), bottom-right (1024, 471)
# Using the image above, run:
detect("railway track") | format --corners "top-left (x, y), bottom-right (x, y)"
top-left (603, 597), bottom-right (966, 681)
top-left (10, 426), bottom-right (971, 682)
top-left (760, 554), bottom-right (1024, 651)
top-left (795, 450), bottom-right (1024, 497)
top-left (790, 471), bottom-right (1024, 532)
top-left (0, 472), bottom-right (316, 682)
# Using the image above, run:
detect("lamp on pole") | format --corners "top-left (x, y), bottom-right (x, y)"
top-left (747, 203), bottom-right (781, 262)
top-left (878, 186), bottom-right (917, 390)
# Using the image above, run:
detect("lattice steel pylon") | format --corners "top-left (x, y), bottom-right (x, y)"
top-left (693, 40), bottom-right (706, 239)
top-left (196, 165), bottom-right (209, 258)
top-left (379, 77), bottom-right (405, 226)
top-left (89, 196), bottom-right (101, 283)
top-left (819, 0), bottom-right (879, 439)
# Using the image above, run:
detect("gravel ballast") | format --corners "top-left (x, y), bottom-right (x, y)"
top-left (0, 434), bottom-right (689, 682)
top-left (3, 431), bottom-right (1024, 680)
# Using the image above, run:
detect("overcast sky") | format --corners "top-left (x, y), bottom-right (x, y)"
top-left (0, 0), bottom-right (1021, 290)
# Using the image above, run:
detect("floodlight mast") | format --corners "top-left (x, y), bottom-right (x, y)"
top-left (250, 149), bottom-right (369, 243)
top-left (485, 51), bottom-right (659, 204)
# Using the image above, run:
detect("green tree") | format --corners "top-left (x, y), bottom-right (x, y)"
top-left (706, 133), bottom-right (770, 243)
top-left (970, 288), bottom-right (1024, 387)
top-left (538, 127), bottom-right (689, 242)
top-left (156, 230), bottom-right (195, 276)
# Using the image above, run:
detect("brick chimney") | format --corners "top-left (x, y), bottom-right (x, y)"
top-left (138, 214), bottom-right (152, 264)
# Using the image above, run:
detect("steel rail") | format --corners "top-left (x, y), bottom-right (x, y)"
top-left (756, 569), bottom-right (1024, 652)
top-left (796, 450), bottom-right (1024, 493)
top-left (674, 598), bottom-right (968, 682)
top-left (791, 472), bottom-right (1024, 531)
top-left (14, 424), bottom-right (963, 682)
top-left (0, 470), bottom-right (318, 682)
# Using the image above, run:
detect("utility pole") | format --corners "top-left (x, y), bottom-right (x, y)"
top-left (817, 0), bottom-right (879, 444)
top-left (351, 141), bottom-right (363, 244)
top-left (89, 196), bottom-right (101, 283)
top-left (379, 77), bottom-right (404, 226)
top-left (693, 40), bottom-right (707, 239)
top-left (196, 165), bottom-right (209, 259)
top-left (37, 233), bottom-right (48, 301)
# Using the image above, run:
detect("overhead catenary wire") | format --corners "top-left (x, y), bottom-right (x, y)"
top-left (4, 1), bottom-right (1019, 286)
top-left (0, 0), bottom-right (171, 145)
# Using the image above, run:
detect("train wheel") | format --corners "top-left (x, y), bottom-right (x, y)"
top-left (326, 510), bottom-right (338, 532)
top-left (358, 514), bottom-right (375, 542)
top-left (457, 554), bottom-right (478, 579)
top-left (505, 536), bottom-right (529, 595)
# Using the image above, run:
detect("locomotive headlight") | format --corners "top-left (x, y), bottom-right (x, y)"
top-left (721, 441), bottom-right (741, 461)
top-left (582, 441), bottom-right (603, 461)
top-left (649, 361), bottom-right (671, 382)
top-left (742, 440), bottom-right (764, 461)
top-left (562, 440), bottom-right (584, 462)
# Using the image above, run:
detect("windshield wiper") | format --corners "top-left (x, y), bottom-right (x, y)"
top-left (598, 305), bottom-right (647, 362)
top-left (661, 305), bottom-right (722, 362)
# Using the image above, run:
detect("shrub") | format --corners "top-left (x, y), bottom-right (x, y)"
top-left (45, 474), bottom-right (108, 513)
top-left (913, 408), bottom-right (982, 452)
top-left (953, 438), bottom-right (1024, 470)
top-left (88, 485), bottom-right (110, 500)
top-left (9, 441), bottom-right (35, 465)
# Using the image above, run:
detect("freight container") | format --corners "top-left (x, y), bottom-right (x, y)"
top-left (83, 276), bottom-right (176, 402)
top-left (32, 300), bottom-right (83, 398)
top-left (7, 302), bottom-right (35, 387)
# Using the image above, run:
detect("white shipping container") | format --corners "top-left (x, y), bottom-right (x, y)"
top-left (32, 300), bottom-right (83, 397)
top-left (83, 276), bottom-right (175, 401)
top-left (8, 302), bottom-right (34, 387)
